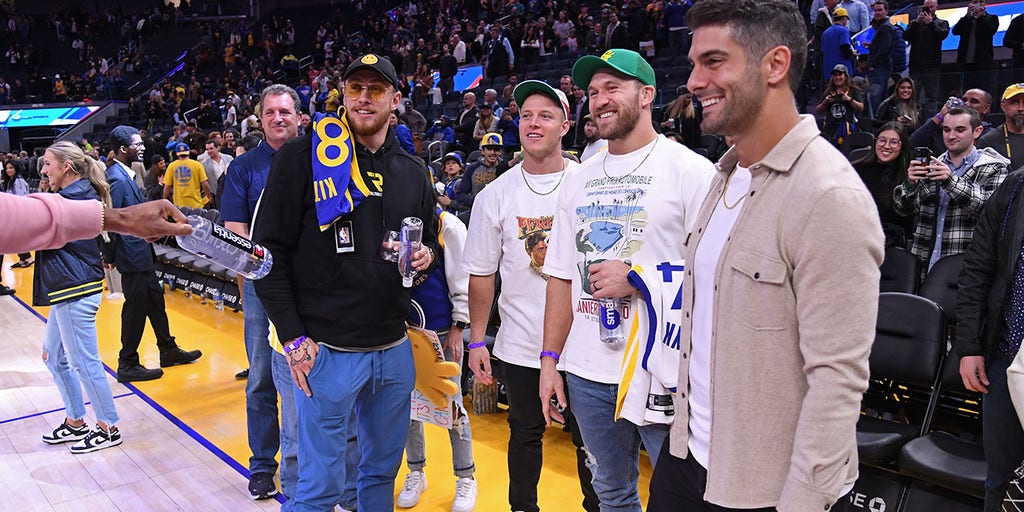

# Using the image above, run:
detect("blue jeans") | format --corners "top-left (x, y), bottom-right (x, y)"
top-left (276, 347), bottom-right (358, 512)
top-left (868, 66), bottom-right (891, 118)
top-left (293, 340), bottom-right (415, 512)
top-left (243, 281), bottom-right (279, 476)
top-left (43, 294), bottom-right (119, 426)
top-left (405, 338), bottom-right (475, 478)
top-left (982, 354), bottom-right (1024, 512)
top-left (567, 373), bottom-right (669, 512)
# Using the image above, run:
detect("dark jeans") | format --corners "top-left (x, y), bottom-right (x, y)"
top-left (498, 359), bottom-right (599, 512)
top-left (982, 354), bottom-right (1024, 512)
top-left (648, 442), bottom-right (851, 512)
top-left (118, 270), bottom-right (177, 367)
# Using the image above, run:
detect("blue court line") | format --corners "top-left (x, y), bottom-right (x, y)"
top-left (12, 294), bottom-right (288, 505)
top-left (0, 393), bottom-right (134, 426)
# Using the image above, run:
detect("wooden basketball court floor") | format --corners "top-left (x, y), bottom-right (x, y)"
top-left (0, 257), bottom-right (651, 511)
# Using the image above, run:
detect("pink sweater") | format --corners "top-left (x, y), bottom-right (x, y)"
top-left (0, 193), bottom-right (102, 253)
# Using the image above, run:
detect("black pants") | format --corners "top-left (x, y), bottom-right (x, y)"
top-left (118, 270), bottom-right (177, 367)
top-left (648, 441), bottom-right (850, 512)
top-left (497, 359), bottom-right (599, 512)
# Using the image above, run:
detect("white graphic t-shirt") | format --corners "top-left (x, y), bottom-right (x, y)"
top-left (545, 135), bottom-right (715, 383)
top-left (462, 160), bottom-right (577, 369)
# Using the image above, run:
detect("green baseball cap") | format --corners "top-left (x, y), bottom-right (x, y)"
top-left (571, 48), bottom-right (657, 89)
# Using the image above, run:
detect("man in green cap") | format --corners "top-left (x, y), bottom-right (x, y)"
top-left (539, 48), bottom-right (715, 511)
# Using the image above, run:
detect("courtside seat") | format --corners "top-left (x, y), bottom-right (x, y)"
top-left (857, 293), bottom-right (946, 467)
top-left (879, 246), bottom-right (919, 294)
top-left (898, 356), bottom-right (986, 498)
top-left (918, 253), bottom-right (965, 327)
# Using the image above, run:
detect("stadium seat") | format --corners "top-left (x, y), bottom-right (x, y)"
top-left (880, 246), bottom-right (919, 294)
top-left (918, 253), bottom-right (965, 327)
top-left (857, 293), bottom-right (946, 466)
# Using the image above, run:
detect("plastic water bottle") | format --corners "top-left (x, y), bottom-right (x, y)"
top-left (397, 217), bottom-right (423, 288)
top-left (176, 216), bottom-right (273, 280)
top-left (598, 298), bottom-right (626, 344)
top-left (200, 291), bottom-right (209, 305)
top-left (213, 290), bottom-right (224, 311)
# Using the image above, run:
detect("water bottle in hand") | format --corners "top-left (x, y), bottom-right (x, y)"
top-left (397, 217), bottom-right (423, 288)
top-left (598, 298), bottom-right (626, 344)
top-left (176, 215), bottom-right (273, 280)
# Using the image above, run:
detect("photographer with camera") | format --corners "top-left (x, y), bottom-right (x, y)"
top-left (953, 0), bottom-right (999, 92)
top-left (894, 105), bottom-right (1009, 281)
top-left (904, 0), bottom-right (949, 112)
top-left (910, 90), bottom-right (995, 156)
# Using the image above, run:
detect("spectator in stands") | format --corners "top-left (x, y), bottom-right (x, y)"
top-left (820, 8), bottom-right (854, 85)
top-left (954, 0), bottom-right (999, 92)
top-left (144, 155), bottom-right (166, 202)
top-left (810, 0), bottom-right (840, 53)
top-left (817, 64), bottom-right (865, 146)
top-left (578, 115), bottom-right (608, 162)
top-left (604, 11), bottom-right (631, 51)
top-left (911, 89), bottom-right (995, 156)
top-left (866, 1), bottom-right (894, 116)
top-left (894, 106), bottom-right (1009, 280)
top-left (455, 92), bottom-right (480, 151)
top-left (483, 23), bottom-right (515, 81)
top-left (400, 98), bottom-right (428, 137)
top-left (1006, 14), bottom-right (1024, 71)
top-left (439, 44), bottom-right (458, 103)
top-left (540, 47), bottom-right (714, 512)
top-left (955, 166), bottom-right (1024, 512)
top-left (454, 133), bottom-right (503, 216)
top-left (162, 143), bottom-right (211, 209)
top-left (977, 84), bottom-right (1024, 172)
top-left (482, 88), bottom-right (503, 117)
top-left (221, 84), bottom-right (301, 505)
top-left (2, 159), bottom-right (33, 269)
top-left (436, 152), bottom-right (467, 214)
top-left (426, 115), bottom-right (456, 145)
top-left (904, 0), bottom-right (948, 111)
top-left (645, 2), bottom-right (881, 510)
top-left (839, 0), bottom-right (870, 33)
top-left (36, 141), bottom-right (122, 455)
top-left (391, 112), bottom-right (417, 156)
top-left (502, 73), bottom-right (518, 100)
top-left (198, 140), bottom-right (232, 207)
top-left (473, 103), bottom-right (499, 144)
top-left (661, 85), bottom-right (702, 150)
top-left (664, 0), bottom-right (693, 53)
top-left (222, 129), bottom-right (240, 157)
top-left (874, 77), bottom-right (921, 131)
top-left (105, 125), bottom-right (202, 384)
top-left (497, 99), bottom-right (521, 160)
top-left (854, 121), bottom-right (915, 247)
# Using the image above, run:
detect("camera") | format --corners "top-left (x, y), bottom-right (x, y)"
top-left (946, 96), bottom-right (966, 109)
top-left (913, 146), bottom-right (932, 164)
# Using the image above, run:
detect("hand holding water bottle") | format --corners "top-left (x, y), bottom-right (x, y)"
top-left (397, 217), bottom-right (433, 287)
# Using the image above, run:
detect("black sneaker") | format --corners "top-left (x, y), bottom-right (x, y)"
top-left (70, 426), bottom-right (122, 454)
top-left (248, 472), bottom-right (278, 500)
top-left (0, 284), bottom-right (15, 296)
top-left (235, 369), bottom-right (249, 380)
top-left (160, 348), bottom-right (202, 367)
top-left (42, 421), bottom-right (90, 444)
top-left (117, 364), bottom-right (164, 383)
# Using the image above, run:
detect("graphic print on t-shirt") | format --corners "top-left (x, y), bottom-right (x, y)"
top-left (518, 215), bottom-right (553, 279)
top-left (573, 184), bottom-right (648, 294)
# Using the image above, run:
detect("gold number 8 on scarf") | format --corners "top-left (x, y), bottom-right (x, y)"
top-left (315, 116), bottom-right (351, 168)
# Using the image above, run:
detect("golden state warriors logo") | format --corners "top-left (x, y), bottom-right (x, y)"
top-left (361, 54), bottom-right (379, 65)
top-left (601, 50), bottom-right (615, 61)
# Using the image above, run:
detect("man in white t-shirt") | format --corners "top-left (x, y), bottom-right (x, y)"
top-left (463, 80), bottom-right (599, 512)
top-left (539, 48), bottom-right (715, 512)
top-left (646, 1), bottom-right (883, 510)
top-left (578, 114), bottom-right (607, 161)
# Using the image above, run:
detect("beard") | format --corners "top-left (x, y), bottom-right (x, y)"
top-left (1012, 115), bottom-right (1024, 131)
top-left (701, 69), bottom-right (765, 136)
top-left (597, 95), bottom-right (642, 141)
top-left (348, 109), bottom-right (391, 138)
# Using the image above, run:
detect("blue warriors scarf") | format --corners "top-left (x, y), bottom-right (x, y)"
top-left (312, 108), bottom-right (372, 231)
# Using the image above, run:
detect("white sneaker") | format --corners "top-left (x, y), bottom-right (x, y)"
top-left (397, 470), bottom-right (427, 508)
top-left (452, 477), bottom-right (477, 512)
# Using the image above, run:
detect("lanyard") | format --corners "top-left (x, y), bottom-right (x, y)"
top-left (1006, 124), bottom-right (1013, 161)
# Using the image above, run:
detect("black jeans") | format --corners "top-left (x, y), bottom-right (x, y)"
top-left (648, 441), bottom-right (851, 512)
top-left (497, 359), bottom-right (599, 512)
top-left (982, 354), bottom-right (1024, 512)
top-left (118, 270), bottom-right (177, 367)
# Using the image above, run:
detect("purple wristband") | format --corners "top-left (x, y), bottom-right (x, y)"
top-left (467, 341), bottom-right (487, 349)
top-left (540, 350), bottom-right (560, 362)
top-left (283, 336), bottom-right (308, 353)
